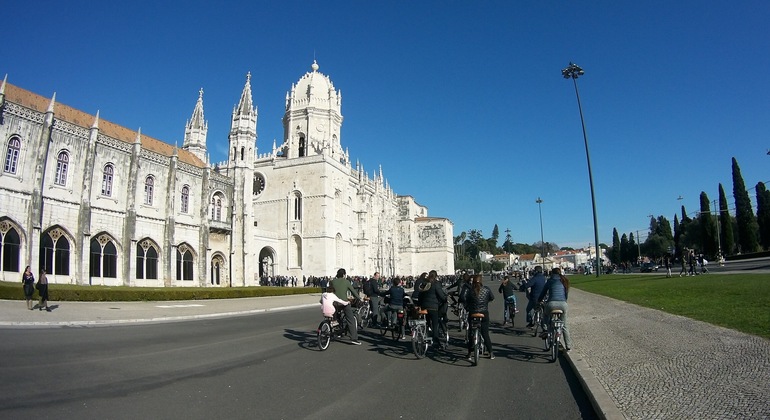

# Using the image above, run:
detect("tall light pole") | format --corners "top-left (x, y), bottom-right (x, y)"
top-left (536, 197), bottom-right (545, 268)
top-left (563, 62), bottom-right (600, 277)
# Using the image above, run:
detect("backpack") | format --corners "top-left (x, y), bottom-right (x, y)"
top-left (362, 278), bottom-right (374, 296)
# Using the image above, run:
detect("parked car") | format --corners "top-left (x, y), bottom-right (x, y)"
top-left (640, 262), bottom-right (659, 273)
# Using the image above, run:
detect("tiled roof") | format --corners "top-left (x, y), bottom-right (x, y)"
top-left (4, 83), bottom-right (206, 168)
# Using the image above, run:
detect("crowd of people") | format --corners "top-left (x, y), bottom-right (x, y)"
top-left (319, 265), bottom-right (573, 359)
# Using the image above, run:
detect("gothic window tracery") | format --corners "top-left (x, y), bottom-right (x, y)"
top-left (0, 221), bottom-right (21, 272)
top-left (90, 234), bottom-right (117, 278)
top-left (136, 239), bottom-right (159, 280)
top-left (293, 191), bottom-right (302, 221)
top-left (39, 228), bottom-right (70, 275)
top-left (176, 243), bottom-right (194, 281)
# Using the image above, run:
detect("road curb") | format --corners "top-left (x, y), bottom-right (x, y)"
top-left (566, 351), bottom-right (626, 420)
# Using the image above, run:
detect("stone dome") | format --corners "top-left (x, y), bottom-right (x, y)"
top-left (287, 60), bottom-right (340, 109)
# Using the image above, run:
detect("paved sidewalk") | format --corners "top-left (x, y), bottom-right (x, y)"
top-left (1, 290), bottom-right (768, 419)
top-left (567, 289), bottom-right (770, 420)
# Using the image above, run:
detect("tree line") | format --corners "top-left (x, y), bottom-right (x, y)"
top-left (609, 157), bottom-right (770, 264)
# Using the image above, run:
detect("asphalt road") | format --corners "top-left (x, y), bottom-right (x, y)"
top-left (0, 294), bottom-right (596, 419)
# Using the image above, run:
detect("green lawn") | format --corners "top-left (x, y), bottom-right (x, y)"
top-left (570, 273), bottom-right (770, 339)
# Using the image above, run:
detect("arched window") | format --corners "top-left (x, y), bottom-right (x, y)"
top-left (210, 255), bottom-right (223, 285)
top-left (39, 228), bottom-right (70, 275)
top-left (4, 137), bottom-right (21, 174)
top-left (101, 164), bottom-right (114, 196)
top-left (144, 176), bottom-right (154, 205)
top-left (136, 239), bottom-right (159, 280)
top-left (210, 193), bottom-right (224, 221)
top-left (181, 185), bottom-right (190, 213)
top-left (54, 151), bottom-right (69, 186)
top-left (291, 235), bottom-right (302, 267)
top-left (0, 224), bottom-right (20, 272)
top-left (298, 134), bottom-right (306, 157)
top-left (240, 147), bottom-right (245, 161)
top-left (176, 244), bottom-right (194, 281)
top-left (293, 192), bottom-right (302, 221)
top-left (89, 234), bottom-right (117, 278)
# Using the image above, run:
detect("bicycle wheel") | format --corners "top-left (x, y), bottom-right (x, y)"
top-left (441, 321), bottom-right (449, 348)
top-left (472, 328), bottom-right (480, 366)
top-left (317, 321), bottom-right (331, 351)
top-left (360, 305), bottom-right (370, 329)
top-left (413, 326), bottom-right (428, 359)
top-left (550, 328), bottom-right (559, 362)
top-left (532, 310), bottom-right (541, 337)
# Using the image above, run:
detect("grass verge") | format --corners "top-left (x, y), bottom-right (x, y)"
top-left (570, 273), bottom-right (770, 340)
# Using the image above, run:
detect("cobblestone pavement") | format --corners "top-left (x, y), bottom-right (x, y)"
top-left (568, 288), bottom-right (770, 419)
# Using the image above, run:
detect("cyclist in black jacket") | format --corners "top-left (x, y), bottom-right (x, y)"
top-left (380, 277), bottom-right (406, 327)
top-left (462, 274), bottom-right (495, 360)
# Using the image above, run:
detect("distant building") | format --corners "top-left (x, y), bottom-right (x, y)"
top-left (0, 62), bottom-right (454, 287)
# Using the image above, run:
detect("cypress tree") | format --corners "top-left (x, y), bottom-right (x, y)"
top-left (732, 157), bottom-right (760, 253)
top-left (718, 183), bottom-right (734, 256)
top-left (699, 192), bottom-right (718, 258)
top-left (673, 214), bottom-right (681, 259)
top-left (611, 228), bottom-right (621, 264)
top-left (756, 182), bottom-right (770, 250)
top-left (620, 233), bottom-right (630, 263)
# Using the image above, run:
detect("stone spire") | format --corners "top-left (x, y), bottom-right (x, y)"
top-left (183, 88), bottom-right (208, 163)
top-left (229, 72), bottom-right (258, 167)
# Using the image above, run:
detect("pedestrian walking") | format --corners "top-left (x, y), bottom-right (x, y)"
top-left (36, 269), bottom-right (50, 311)
top-left (21, 265), bottom-right (35, 310)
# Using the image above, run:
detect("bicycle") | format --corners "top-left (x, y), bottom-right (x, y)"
top-left (380, 305), bottom-right (406, 341)
top-left (357, 297), bottom-right (371, 330)
top-left (409, 307), bottom-right (448, 359)
top-left (503, 296), bottom-right (517, 327)
top-left (468, 313), bottom-right (487, 366)
top-left (531, 303), bottom-right (544, 337)
top-left (544, 309), bottom-right (565, 363)
top-left (317, 302), bottom-right (358, 350)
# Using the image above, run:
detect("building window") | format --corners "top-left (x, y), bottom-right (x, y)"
top-left (211, 193), bottom-right (224, 221)
top-left (89, 234), bottom-right (117, 278)
top-left (0, 224), bottom-right (20, 272)
top-left (293, 192), bottom-right (302, 221)
top-left (144, 176), bottom-right (154, 205)
top-left (4, 137), bottom-right (21, 174)
top-left (54, 151), bottom-right (69, 186)
top-left (210, 255), bottom-right (223, 285)
top-left (136, 239), bottom-right (159, 280)
top-left (176, 244), bottom-right (194, 281)
top-left (39, 228), bottom-right (70, 276)
top-left (101, 164), bottom-right (114, 196)
top-left (181, 185), bottom-right (190, 213)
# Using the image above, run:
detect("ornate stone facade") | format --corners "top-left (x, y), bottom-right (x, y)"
top-left (0, 64), bottom-right (454, 287)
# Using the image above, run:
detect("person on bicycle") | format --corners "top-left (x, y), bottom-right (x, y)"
top-left (537, 267), bottom-right (572, 351)
top-left (446, 273), bottom-right (470, 308)
top-left (498, 275), bottom-right (518, 326)
top-left (525, 266), bottom-right (547, 328)
top-left (380, 277), bottom-right (406, 329)
top-left (415, 270), bottom-right (447, 350)
top-left (330, 268), bottom-right (362, 345)
top-left (461, 274), bottom-right (495, 360)
top-left (363, 272), bottom-right (384, 327)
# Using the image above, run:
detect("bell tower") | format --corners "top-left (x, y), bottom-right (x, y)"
top-left (282, 61), bottom-right (344, 160)
top-left (182, 88), bottom-right (208, 163)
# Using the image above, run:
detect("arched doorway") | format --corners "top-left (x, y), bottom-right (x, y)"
top-left (258, 247), bottom-right (275, 279)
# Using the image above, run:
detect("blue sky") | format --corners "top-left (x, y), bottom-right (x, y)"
top-left (4, 1), bottom-right (769, 249)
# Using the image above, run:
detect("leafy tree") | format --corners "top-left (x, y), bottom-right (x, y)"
top-left (756, 182), bottom-right (770, 250)
top-left (732, 157), bottom-right (760, 253)
top-left (673, 214), bottom-right (682, 259)
top-left (718, 184), bottom-right (735, 256)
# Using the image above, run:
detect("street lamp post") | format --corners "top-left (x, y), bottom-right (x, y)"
top-left (563, 62), bottom-right (600, 277)
top-left (536, 197), bottom-right (545, 268)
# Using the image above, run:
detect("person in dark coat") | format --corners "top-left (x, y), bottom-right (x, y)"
top-left (416, 270), bottom-right (447, 349)
top-left (22, 265), bottom-right (35, 310)
top-left (37, 269), bottom-right (50, 311)
top-left (462, 274), bottom-right (495, 360)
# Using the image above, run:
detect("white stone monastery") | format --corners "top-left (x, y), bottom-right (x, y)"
top-left (0, 61), bottom-right (454, 287)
